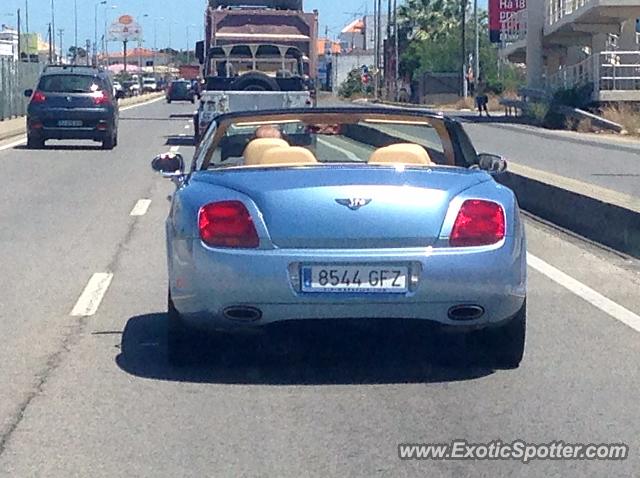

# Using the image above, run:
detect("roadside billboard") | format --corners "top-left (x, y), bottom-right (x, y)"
top-left (108, 14), bottom-right (143, 42)
top-left (20, 33), bottom-right (39, 56)
top-left (489, 0), bottom-right (527, 43)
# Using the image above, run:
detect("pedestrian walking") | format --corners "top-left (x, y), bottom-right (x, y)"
top-left (475, 77), bottom-right (490, 117)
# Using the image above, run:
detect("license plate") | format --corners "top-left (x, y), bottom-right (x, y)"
top-left (302, 265), bottom-right (408, 293)
top-left (58, 120), bottom-right (83, 127)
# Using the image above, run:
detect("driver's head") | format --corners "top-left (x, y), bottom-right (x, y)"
top-left (254, 125), bottom-right (283, 139)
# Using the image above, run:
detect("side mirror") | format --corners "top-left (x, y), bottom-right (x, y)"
top-left (477, 153), bottom-right (508, 174)
top-left (151, 152), bottom-right (185, 175)
top-left (116, 90), bottom-right (126, 100)
top-left (24, 89), bottom-right (33, 98)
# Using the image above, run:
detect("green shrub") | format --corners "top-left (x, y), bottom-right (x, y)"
top-left (338, 68), bottom-right (373, 99)
top-left (527, 102), bottom-right (550, 125)
top-left (552, 84), bottom-right (593, 108)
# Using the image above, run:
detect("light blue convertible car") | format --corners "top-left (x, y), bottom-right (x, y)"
top-left (152, 108), bottom-right (527, 368)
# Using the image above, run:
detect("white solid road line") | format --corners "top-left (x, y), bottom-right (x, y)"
top-left (70, 273), bottom-right (114, 317)
top-left (318, 137), bottom-right (361, 162)
top-left (0, 96), bottom-right (164, 153)
top-left (130, 199), bottom-right (152, 217)
top-left (528, 253), bottom-right (640, 333)
top-left (120, 95), bottom-right (165, 112)
top-left (0, 137), bottom-right (27, 152)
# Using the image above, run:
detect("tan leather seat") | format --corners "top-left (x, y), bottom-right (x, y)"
top-left (257, 146), bottom-right (318, 167)
top-left (368, 143), bottom-right (433, 166)
top-left (243, 138), bottom-right (290, 166)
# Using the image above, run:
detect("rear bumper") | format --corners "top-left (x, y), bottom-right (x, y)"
top-left (170, 235), bottom-right (527, 332)
top-left (29, 127), bottom-right (110, 141)
top-left (27, 109), bottom-right (115, 141)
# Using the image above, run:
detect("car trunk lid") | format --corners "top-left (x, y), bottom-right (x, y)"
top-left (194, 166), bottom-right (489, 249)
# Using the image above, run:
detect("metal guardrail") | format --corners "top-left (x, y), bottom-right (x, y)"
top-left (547, 0), bottom-right (592, 26)
top-left (598, 51), bottom-right (640, 91)
top-left (546, 54), bottom-right (596, 91)
top-left (546, 51), bottom-right (640, 99)
top-left (0, 58), bottom-right (42, 121)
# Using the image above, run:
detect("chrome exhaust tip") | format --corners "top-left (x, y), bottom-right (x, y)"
top-left (448, 305), bottom-right (485, 321)
top-left (223, 306), bottom-right (262, 322)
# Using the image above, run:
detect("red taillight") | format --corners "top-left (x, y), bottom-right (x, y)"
top-left (31, 91), bottom-right (46, 104)
top-left (92, 90), bottom-right (110, 105)
top-left (198, 201), bottom-right (259, 248)
top-left (450, 200), bottom-right (505, 247)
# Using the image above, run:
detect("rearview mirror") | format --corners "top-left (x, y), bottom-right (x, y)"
top-left (24, 89), bottom-right (33, 98)
top-left (151, 152), bottom-right (185, 175)
top-left (477, 153), bottom-right (508, 174)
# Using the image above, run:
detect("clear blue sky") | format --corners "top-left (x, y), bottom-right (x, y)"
top-left (1, 0), bottom-right (488, 51)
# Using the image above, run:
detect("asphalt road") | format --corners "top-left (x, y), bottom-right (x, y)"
top-left (322, 96), bottom-right (640, 197)
top-left (460, 118), bottom-right (640, 197)
top-left (0, 99), bottom-right (639, 477)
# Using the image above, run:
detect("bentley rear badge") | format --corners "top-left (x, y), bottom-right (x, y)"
top-left (335, 198), bottom-right (372, 211)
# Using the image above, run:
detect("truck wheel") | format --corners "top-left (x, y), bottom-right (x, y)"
top-left (231, 72), bottom-right (281, 92)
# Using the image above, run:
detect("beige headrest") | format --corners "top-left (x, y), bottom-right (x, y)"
top-left (368, 143), bottom-right (433, 166)
top-left (243, 138), bottom-right (290, 166)
top-left (258, 146), bottom-right (318, 166)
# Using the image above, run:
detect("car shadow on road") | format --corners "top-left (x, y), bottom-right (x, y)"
top-left (453, 113), bottom-right (533, 126)
top-left (14, 144), bottom-right (104, 151)
top-left (165, 136), bottom-right (196, 147)
top-left (119, 117), bottom-right (189, 122)
top-left (116, 313), bottom-right (495, 385)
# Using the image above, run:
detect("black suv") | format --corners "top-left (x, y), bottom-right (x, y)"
top-left (166, 80), bottom-right (196, 103)
top-left (25, 65), bottom-right (122, 149)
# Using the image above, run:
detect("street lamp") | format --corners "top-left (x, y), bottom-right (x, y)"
top-left (51, 0), bottom-right (55, 61)
top-left (103, 4), bottom-right (117, 65)
top-left (95, 1), bottom-right (107, 65)
top-left (186, 24), bottom-right (197, 65)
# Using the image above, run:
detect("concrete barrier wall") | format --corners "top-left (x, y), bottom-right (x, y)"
top-left (497, 172), bottom-right (639, 257)
top-left (344, 122), bottom-right (640, 259)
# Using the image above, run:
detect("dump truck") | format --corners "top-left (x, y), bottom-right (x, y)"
top-left (193, 0), bottom-right (319, 142)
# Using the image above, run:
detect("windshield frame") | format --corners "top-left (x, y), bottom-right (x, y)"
top-left (196, 108), bottom-right (459, 171)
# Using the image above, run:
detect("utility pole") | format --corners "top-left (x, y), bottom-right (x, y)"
top-left (461, 0), bottom-right (467, 97)
top-left (25, 0), bottom-right (29, 33)
top-left (74, 0), bottom-right (78, 63)
top-left (373, 0), bottom-right (377, 98)
top-left (51, 0), bottom-right (56, 63)
top-left (58, 28), bottom-right (64, 63)
top-left (123, 39), bottom-right (128, 72)
top-left (474, 0), bottom-right (479, 82)
top-left (375, 0), bottom-right (382, 99)
top-left (17, 9), bottom-right (21, 62)
top-left (394, 0), bottom-right (399, 101)
top-left (386, 0), bottom-right (391, 97)
top-left (48, 23), bottom-right (53, 63)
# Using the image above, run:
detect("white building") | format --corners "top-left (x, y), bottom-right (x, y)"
top-left (339, 15), bottom-right (388, 53)
top-left (0, 25), bottom-right (19, 60)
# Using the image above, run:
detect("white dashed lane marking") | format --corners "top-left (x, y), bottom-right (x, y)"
top-left (70, 273), bottom-right (114, 317)
top-left (130, 199), bottom-right (152, 217)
